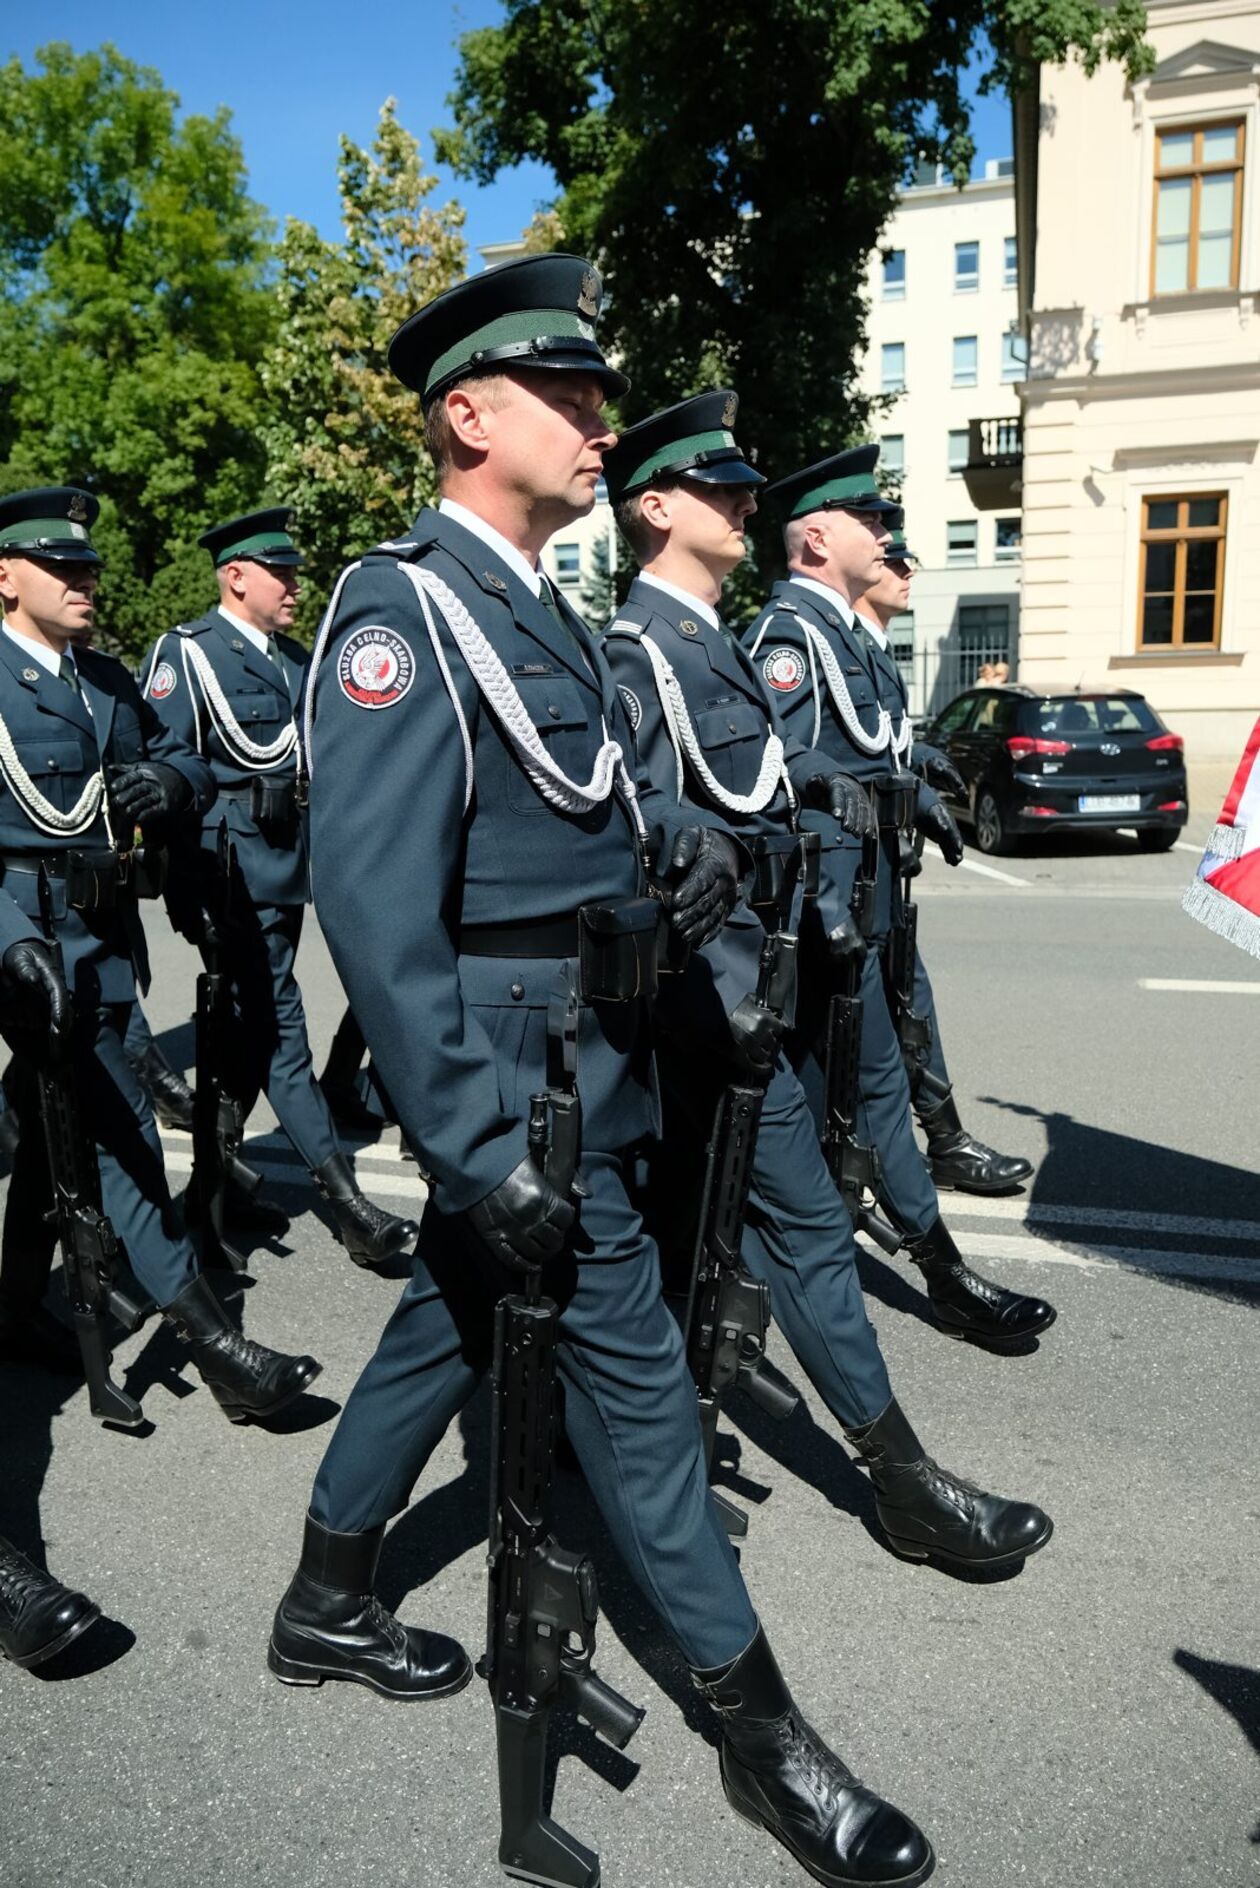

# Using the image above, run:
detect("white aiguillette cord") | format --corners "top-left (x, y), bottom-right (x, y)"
top-left (750, 611), bottom-right (913, 760)
top-left (305, 558), bottom-right (648, 838)
top-left (637, 631), bottom-right (791, 815)
top-left (176, 636), bottom-right (298, 774)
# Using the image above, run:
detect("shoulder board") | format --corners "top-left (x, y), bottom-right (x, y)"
top-left (775, 600), bottom-right (800, 616)
top-left (604, 619), bottom-right (642, 638)
top-left (365, 538), bottom-right (420, 562)
top-left (171, 622), bottom-right (195, 637)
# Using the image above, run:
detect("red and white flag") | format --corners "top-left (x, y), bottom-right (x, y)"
top-left (1183, 714), bottom-right (1260, 956)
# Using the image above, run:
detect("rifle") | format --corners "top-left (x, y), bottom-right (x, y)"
top-left (33, 868), bottom-right (147, 1429)
top-left (682, 833), bottom-right (814, 1541)
top-left (480, 971), bottom-right (644, 1888)
top-left (822, 819), bottom-right (903, 1258)
top-left (885, 819), bottom-right (949, 1109)
top-left (186, 821), bottom-right (264, 1271)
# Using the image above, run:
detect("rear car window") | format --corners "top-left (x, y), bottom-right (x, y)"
top-left (1030, 696), bottom-right (1159, 737)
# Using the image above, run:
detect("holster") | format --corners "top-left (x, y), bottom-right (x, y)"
top-left (65, 849), bottom-right (121, 915)
top-left (577, 898), bottom-right (660, 1003)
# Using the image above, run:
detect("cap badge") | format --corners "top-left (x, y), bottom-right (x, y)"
top-left (578, 270), bottom-right (601, 319)
top-left (68, 493), bottom-right (89, 524)
top-left (721, 394), bottom-right (738, 429)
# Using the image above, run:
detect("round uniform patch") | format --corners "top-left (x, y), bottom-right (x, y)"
top-left (149, 660), bottom-right (178, 702)
top-left (337, 627), bottom-right (415, 710)
top-left (763, 647), bottom-right (806, 693)
top-left (618, 685), bottom-right (643, 732)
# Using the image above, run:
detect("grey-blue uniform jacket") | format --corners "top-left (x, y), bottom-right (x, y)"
top-left (305, 508), bottom-right (740, 1217)
top-left (602, 577), bottom-right (850, 1014)
top-left (139, 610), bottom-right (310, 908)
top-left (0, 636), bottom-right (216, 998)
top-left (745, 577), bottom-right (931, 936)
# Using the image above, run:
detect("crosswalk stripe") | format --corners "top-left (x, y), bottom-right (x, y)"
top-left (861, 1228), bottom-right (1257, 1286)
top-left (938, 1192), bottom-right (1260, 1244)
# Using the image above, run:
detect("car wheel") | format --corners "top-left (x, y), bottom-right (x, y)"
top-left (973, 788), bottom-right (1009, 856)
top-left (1137, 827), bottom-right (1179, 854)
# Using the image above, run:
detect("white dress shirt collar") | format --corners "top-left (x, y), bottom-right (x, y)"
top-left (216, 605), bottom-right (273, 657)
top-left (439, 497), bottom-right (543, 598)
top-left (2, 624), bottom-right (67, 677)
top-left (787, 573), bottom-right (856, 626)
top-left (637, 572), bottom-right (720, 631)
top-left (854, 610), bottom-right (889, 651)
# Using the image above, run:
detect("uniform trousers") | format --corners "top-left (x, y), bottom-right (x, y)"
top-left (1, 1004), bottom-right (197, 1310)
top-left (311, 1147), bottom-right (758, 1670)
top-left (211, 902), bottom-right (340, 1172)
top-left (913, 946), bottom-right (951, 1098)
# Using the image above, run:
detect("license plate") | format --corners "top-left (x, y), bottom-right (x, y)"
top-left (1078, 794), bottom-right (1140, 814)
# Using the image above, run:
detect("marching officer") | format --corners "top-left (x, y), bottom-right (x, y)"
top-left (268, 258), bottom-right (936, 1888)
top-left (851, 520), bottom-right (1035, 1193)
top-left (139, 510), bottom-right (418, 1267)
top-left (744, 449), bottom-right (1056, 1348)
top-left (601, 392), bottom-right (1051, 1564)
top-left (0, 487), bottom-right (321, 1422)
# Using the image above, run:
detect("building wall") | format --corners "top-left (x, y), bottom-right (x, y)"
top-left (858, 166), bottom-right (1023, 710)
top-left (1021, 0), bottom-right (1260, 757)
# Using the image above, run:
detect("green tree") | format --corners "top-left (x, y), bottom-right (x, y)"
top-left (261, 101), bottom-right (467, 629)
top-left (0, 42), bottom-right (276, 657)
top-left (437, 0), bottom-right (1153, 598)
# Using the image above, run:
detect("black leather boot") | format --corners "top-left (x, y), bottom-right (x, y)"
top-left (692, 1623), bottom-right (934, 1887)
top-left (904, 1217), bottom-right (1056, 1348)
top-left (918, 1092), bottom-right (1033, 1195)
top-left (127, 1037), bottom-right (196, 1133)
top-left (313, 1153), bottom-right (418, 1267)
top-left (0, 1536), bottom-right (100, 1668)
top-left (223, 1176), bottom-right (291, 1236)
top-left (268, 1511), bottom-right (471, 1700)
top-left (845, 1398), bottom-right (1052, 1571)
top-left (163, 1274), bottom-right (321, 1423)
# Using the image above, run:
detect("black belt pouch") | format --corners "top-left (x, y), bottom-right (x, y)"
top-left (577, 898), bottom-right (661, 1002)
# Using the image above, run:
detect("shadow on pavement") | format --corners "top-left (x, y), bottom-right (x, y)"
top-left (982, 1097), bottom-right (1260, 1308)
top-left (1174, 1649), bottom-right (1260, 1843)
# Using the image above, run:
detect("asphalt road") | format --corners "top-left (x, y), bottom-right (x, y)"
top-left (1, 813), bottom-right (1257, 1888)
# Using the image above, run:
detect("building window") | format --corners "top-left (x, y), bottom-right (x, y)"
top-left (882, 249), bottom-right (906, 299)
top-left (1000, 332), bottom-right (1025, 381)
top-left (995, 517), bottom-right (1022, 561)
top-left (947, 520), bottom-right (978, 567)
top-left (1152, 121), bottom-right (1245, 296)
top-left (954, 240), bottom-right (979, 291)
top-left (881, 343), bottom-right (906, 393)
top-left (553, 542), bottom-right (582, 586)
top-left (1137, 492), bottom-right (1227, 648)
top-left (947, 429), bottom-right (969, 473)
top-left (880, 434), bottom-right (904, 476)
top-left (959, 603), bottom-right (1011, 685)
top-left (1004, 236), bottom-right (1018, 288)
top-left (889, 611), bottom-right (914, 685)
top-left (952, 336), bottom-right (977, 387)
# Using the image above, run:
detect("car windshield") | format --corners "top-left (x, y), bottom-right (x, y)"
top-left (1032, 696), bottom-right (1159, 737)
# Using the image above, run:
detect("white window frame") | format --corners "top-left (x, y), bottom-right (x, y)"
top-left (881, 433), bottom-right (905, 475)
top-left (881, 342), bottom-right (906, 393)
top-left (946, 519), bottom-right (979, 567)
top-left (947, 429), bottom-right (969, 474)
top-left (1131, 69), bottom-right (1259, 308)
top-left (952, 335), bottom-right (978, 387)
top-left (954, 239), bottom-right (980, 292)
top-left (882, 248), bottom-right (906, 300)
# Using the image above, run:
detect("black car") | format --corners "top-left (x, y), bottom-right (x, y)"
top-left (920, 685), bottom-right (1189, 855)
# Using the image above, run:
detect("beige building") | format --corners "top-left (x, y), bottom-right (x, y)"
top-left (859, 161), bottom-right (1023, 714)
top-left (1008, 0), bottom-right (1260, 757)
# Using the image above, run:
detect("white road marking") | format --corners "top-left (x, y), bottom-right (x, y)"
top-left (158, 1141), bottom-right (428, 1205)
top-left (940, 1193), bottom-right (1260, 1244)
top-left (1139, 978), bottom-right (1260, 995)
top-left (922, 851), bottom-right (1032, 887)
top-left (861, 1228), bottom-right (1257, 1285)
top-left (1174, 841), bottom-right (1205, 855)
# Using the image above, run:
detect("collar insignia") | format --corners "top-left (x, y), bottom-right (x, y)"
top-left (22, 668), bottom-right (39, 682)
top-left (721, 394), bottom-right (738, 429)
top-left (578, 270), bottom-right (601, 318)
top-left (232, 638), bottom-right (245, 650)
top-left (679, 618), bottom-right (700, 636)
top-left (484, 570), bottom-right (508, 592)
top-left (68, 493), bottom-right (89, 524)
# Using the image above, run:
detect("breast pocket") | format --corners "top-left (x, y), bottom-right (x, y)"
top-left (223, 686), bottom-right (284, 731)
top-left (505, 674), bottom-right (594, 814)
top-left (11, 737), bottom-right (89, 818)
top-left (694, 701), bottom-right (766, 793)
top-left (111, 706), bottom-right (143, 762)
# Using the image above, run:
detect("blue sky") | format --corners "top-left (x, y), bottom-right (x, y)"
top-left (11, 4), bottom-right (1014, 258)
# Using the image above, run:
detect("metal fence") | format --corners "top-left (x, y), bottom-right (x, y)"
top-left (895, 635), bottom-right (1019, 723)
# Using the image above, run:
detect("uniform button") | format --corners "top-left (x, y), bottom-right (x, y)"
top-left (727, 720), bottom-right (738, 733)
top-left (48, 759), bottom-right (59, 771)
top-left (510, 981), bottom-right (525, 1001)
top-left (547, 704), bottom-right (562, 720)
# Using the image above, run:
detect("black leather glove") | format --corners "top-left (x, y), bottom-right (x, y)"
top-left (826, 915), bottom-right (869, 969)
top-left (918, 794), bottom-right (964, 867)
top-left (898, 837), bottom-right (923, 881)
top-left (467, 1155), bottom-right (576, 1270)
top-left (107, 762), bottom-right (192, 829)
top-left (912, 742), bottom-right (966, 799)
top-left (1, 941), bottom-right (71, 1044)
top-left (727, 993), bottom-right (783, 1073)
top-left (667, 827), bottom-right (741, 948)
top-left (804, 770), bottom-right (875, 838)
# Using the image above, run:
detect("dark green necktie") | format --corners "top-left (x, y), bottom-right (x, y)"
top-left (541, 580), bottom-right (593, 674)
top-left (58, 653), bottom-right (81, 696)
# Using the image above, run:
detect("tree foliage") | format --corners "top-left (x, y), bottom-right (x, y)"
top-left (0, 43), bottom-right (275, 657)
top-left (437, 0), bottom-right (1154, 592)
top-left (261, 102), bottom-right (467, 630)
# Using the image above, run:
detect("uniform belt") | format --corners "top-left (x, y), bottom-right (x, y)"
top-left (0, 848), bottom-right (118, 878)
top-left (460, 913), bottom-right (582, 957)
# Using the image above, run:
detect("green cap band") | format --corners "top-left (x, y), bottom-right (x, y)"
top-left (624, 428), bottom-right (738, 491)
top-left (214, 530), bottom-right (297, 566)
top-left (0, 518), bottom-right (93, 548)
top-left (787, 472), bottom-right (883, 519)
top-left (428, 308), bottom-right (598, 396)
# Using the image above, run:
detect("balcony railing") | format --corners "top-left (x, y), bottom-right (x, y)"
top-left (966, 416), bottom-right (1023, 469)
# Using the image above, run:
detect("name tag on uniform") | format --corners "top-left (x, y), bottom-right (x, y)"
top-left (705, 694), bottom-right (739, 708)
top-left (512, 662), bottom-right (557, 676)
